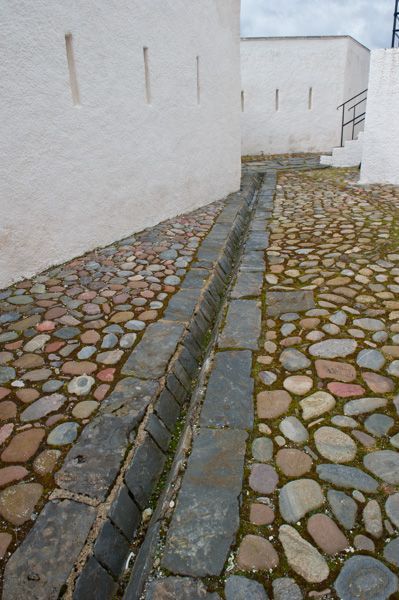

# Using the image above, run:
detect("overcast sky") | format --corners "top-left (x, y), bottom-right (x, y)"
top-left (241, 0), bottom-right (396, 49)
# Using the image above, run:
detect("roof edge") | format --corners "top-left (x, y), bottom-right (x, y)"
top-left (240, 35), bottom-right (370, 52)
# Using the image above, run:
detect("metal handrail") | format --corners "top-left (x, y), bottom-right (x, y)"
top-left (338, 88), bottom-right (368, 147)
top-left (342, 113), bottom-right (366, 129)
top-left (337, 88), bottom-right (368, 110)
top-left (348, 97), bottom-right (368, 111)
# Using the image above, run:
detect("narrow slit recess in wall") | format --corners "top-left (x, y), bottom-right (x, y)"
top-left (196, 56), bottom-right (200, 105)
top-left (241, 91), bottom-right (245, 112)
top-left (65, 33), bottom-right (80, 106)
top-left (308, 87), bottom-right (313, 110)
top-left (275, 89), bottom-right (279, 111)
top-left (143, 47), bottom-right (151, 104)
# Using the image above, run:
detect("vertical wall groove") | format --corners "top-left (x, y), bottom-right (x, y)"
top-left (65, 33), bottom-right (80, 106)
top-left (143, 47), bottom-right (151, 104)
top-left (275, 88), bottom-right (279, 111)
top-left (241, 91), bottom-right (245, 112)
top-left (196, 56), bottom-right (201, 105)
top-left (308, 87), bottom-right (313, 110)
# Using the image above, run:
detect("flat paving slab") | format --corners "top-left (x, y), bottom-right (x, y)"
top-left (266, 290), bottom-right (315, 316)
top-left (3, 499), bottom-right (96, 600)
top-left (218, 299), bottom-right (261, 350)
top-left (239, 250), bottom-right (265, 272)
top-left (122, 321), bottom-right (184, 379)
top-left (55, 412), bottom-right (141, 501)
top-left (162, 289), bottom-right (201, 323)
top-left (200, 350), bottom-right (254, 429)
top-left (231, 271), bottom-right (263, 298)
top-left (162, 428), bottom-right (248, 577)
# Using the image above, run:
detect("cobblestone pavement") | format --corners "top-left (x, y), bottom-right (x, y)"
top-left (0, 200), bottom-right (223, 565)
top-left (145, 165), bottom-right (399, 599)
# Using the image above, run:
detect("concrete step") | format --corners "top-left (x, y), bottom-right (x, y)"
top-left (321, 131), bottom-right (364, 167)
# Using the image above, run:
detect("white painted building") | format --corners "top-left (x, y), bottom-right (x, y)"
top-left (0, 0), bottom-right (241, 289)
top-left (241, 36), bottom-right (370, 156)
top-left (360, 48), bottom-right (399, 186)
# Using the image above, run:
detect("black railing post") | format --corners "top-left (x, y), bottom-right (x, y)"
top-left (340, 105), bottom-right (345, 147)
top-left (352, 105), bottom-right (356, 140)
top-left (337, 89), bottom-right (368, 148)
top-left (392, 0), bottom-right (399, 48)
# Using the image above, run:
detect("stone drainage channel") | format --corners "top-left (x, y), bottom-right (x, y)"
top-left (126, 158), bottom-right (327, 600)
top-left (1, 156), bottom-right (323, 599)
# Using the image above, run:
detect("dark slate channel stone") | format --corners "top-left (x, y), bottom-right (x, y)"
top-left (109, 484), bottom-right (141, 540)
top-left (218, 253), bottom-right (233, 279)
top-left (218, 300), bottom-right (261, 350)
top-left (200, 351), bottom-right (254, 429)
top-left (187, 317), bottom-right (209, 353)
top-left (145, 413), bottom-right (171, 452)
top-left (246, 231), bottom-right (269, 251)
top-left (165, 372), bottom-right (187, 405)
top-left (334, 555), bottom-right (398, 600)
top-left (162, 428), bottom-right (248, 577)
top-left (73, 556), bottom-right (117, 600)
top-left (180, 268), bottom-right (209, 289)
top-left (193, 248), bottom-right (220, 269)
top-left (171, 358), bottom-right (191, 391)
top-left (100, 377), bottom-right (159, 419)
top-left (316, 464), bottom-right (379, 493)
top-left (124, 433), bottom-right (166, 509)
top-left (267, 290), bottom-right (315, 316)
top-left (55, 413), bottom-right (138, 501)
top-left (182, 329), bottom-right (203, 362)
top-left (3, 500), bottom-right (96, 600)
top-left (225, 575), bottom-right (268, 599)
top-left (231, 271), bottom-right (263, 298)
top-left (162, 289), bottom-right (200, 323)
top-left (122, 321), bottom-right (184, 379)
top-left (94, 519), bottom-right (130, 579)
top-left (177, 346), bottom-right (198, 379)
top-left (154, 388), bottom-right (181, 432)
top-left (239, 251), bottom-right (265, 272)
top-left (250, 218), bottom-right (267, 231)
top-left (216, 205), bottom-right (241, 225)
top-left (123, 522), bottom-right (162, 599)
top-left (145, 577), bottom-right (221, 599)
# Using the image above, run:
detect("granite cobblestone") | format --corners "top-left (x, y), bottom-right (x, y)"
top-left (6, 155), bottom-right (399, 599)
top-left (0, 175), bottom-right (259, 597)
top-left (145, 158), bottom-right (399, 599)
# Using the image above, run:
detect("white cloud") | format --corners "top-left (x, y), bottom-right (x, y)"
top-left (241, 0), bottom-right (395, 49)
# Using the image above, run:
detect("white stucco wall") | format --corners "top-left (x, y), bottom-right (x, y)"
top-left (343, 38), bottom-right (371, 103)
top-left (240, 36), bottom-right (370, 155)
top-left (360, 49), bottom-right (399, 186)
top-left (0, 0), bottom-right (241, 289)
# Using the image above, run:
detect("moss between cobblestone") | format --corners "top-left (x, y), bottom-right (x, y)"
top-left (213, 165), bottom-right (399, 597)
top-left (120, 181), bottom-right (264, 598)
top-left (137, 164), bottom-right (399, 598)
top-left (148, 409), bottom-right (188, 512)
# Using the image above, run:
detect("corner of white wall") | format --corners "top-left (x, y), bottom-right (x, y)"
top-left (360, 48), bottom-right (399, 186)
